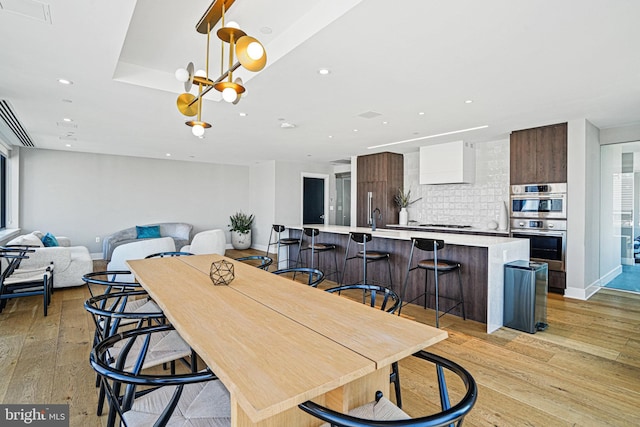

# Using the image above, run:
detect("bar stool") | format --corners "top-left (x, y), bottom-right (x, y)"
top-left (265, 224), bottom-right (301, 270)
top-left (341, 232), bottom-right (393, 290)
top-left (296, 227), bottom-right (339, 282)
top-left (401, 237), bottom-right (466, 328)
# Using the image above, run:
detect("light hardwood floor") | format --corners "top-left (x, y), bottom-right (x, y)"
top-left (0, 251), bottom-right (638, 427)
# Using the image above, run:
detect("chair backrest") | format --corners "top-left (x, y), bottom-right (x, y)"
top-left (303, 227), bottom-right (320, 237)
top-left (272, 224), bottom-right (286, 233)
top-left (188, 229), bottom-right (226, 255)
top-left (83, 270), bottom-right (142, 298)
top-left (235, 255), bottom-right (273, 270)
top-left (272, 267), bottom-right (324, 287)
top-left (298, 350), bottom-right (477, 427)
top-left (413, 238), bottom-right (445, 252)
top-left (90, 324), bottom-right (229, 427)
top-left (145, 251), bottom-right (193, 258)
top-left (325, 283), bottom-right (401, 314)
top-left (350, 232), bottom-right (372, 244)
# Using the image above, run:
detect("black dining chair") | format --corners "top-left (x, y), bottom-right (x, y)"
top-left (0, 247), bottom-right (53, 316)
top-left (235, 255), bottom-right (273, 270)
top-left (299, 350), bottom-right (477, 427)
top-left (144, 251), bottom-right (194, 258)
top-left (272, 267), bottom-right (325, 287)
top-left (90, 324), bottom-right (230, 427)
top-left (325, 283), bottom-right (403, 407)
top-left (85, 290), bottom-right (197, 423)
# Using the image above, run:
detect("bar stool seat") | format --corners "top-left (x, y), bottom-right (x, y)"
top-left (341, 232), bottom-right (393, 290)
top-left (401, 237), bottom-right (466, 328)
top-left (296, 227), bottom-right (339, 281)
top-left (265, 224), bottom-right (301, 270)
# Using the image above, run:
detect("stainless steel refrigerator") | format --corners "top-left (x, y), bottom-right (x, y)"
top-left (503, 260), bottom-right (549, 333)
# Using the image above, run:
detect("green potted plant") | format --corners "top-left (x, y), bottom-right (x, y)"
top-left (394, 188), bottom-right (421, 225)
top-left (229, 211), bottom-right (254, 250)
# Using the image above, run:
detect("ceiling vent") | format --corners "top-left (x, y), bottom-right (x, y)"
top-left (0, 99), bottom-right (35, 147)
top-left (331, 158), bottom-right (351, 165)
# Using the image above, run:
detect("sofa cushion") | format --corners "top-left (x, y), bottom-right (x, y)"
top-left (136, 225), bottom-right (161, 239)
top-left (41, 232), bottom-right (60, 247)
top-left (7, 233), bottom-right (44, 247)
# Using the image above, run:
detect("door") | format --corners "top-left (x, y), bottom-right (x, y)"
top-left (336, 173), bottom-right (351, 226)
top-left (303, 177), bottom-right (325, 224)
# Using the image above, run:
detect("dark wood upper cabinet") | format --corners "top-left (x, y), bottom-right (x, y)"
top-left (356, 152), bottom-right (403, 227)
top-left (510, 122), bottom-right (567, 184)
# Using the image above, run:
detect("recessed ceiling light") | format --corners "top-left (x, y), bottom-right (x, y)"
top-left (382, 121), bottom-right (388, 125)
top-left (65, 144), bottom-right (72, 147)
top-left (239, 112), bottom-right (247, 117)
top-left (367, 125), bottom-right (489, 149)
top-left (165, 153), bottom-right (171, 157)
top-left (318, 68), bottom-right (331, 75)
top-left (280, 122), bottom-right (296, 129)
top-left (260, 26), bottom-right (273, 34)
top-left (465, 100), bottom-right (473, 104)
top-left (418, 112), bottom-right (425, 115)
top-left (328, 135), bottom-right (333, 139)
top-left (353, 129), bottom-right (359, 132)
top-left (62, 99), bottom-right (73, 103)
top-left (63, 117), bottom-right (73, 122)
top-left (57, 78), bottom-right (73, 85)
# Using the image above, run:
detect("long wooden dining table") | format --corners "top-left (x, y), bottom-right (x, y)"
top-left (127, 254), bottom-right (447, 427)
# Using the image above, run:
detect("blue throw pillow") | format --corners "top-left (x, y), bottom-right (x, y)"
top-left (136, 225), bottom-right (161, 239)
top-left (41, 232), bottom-right (59, 247)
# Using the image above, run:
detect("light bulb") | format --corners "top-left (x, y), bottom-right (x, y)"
top-left (246, 42), bottom-right (264, 60)
top-left (225, 21), bottom-right (240, 29)
top-left (222, 87), bottom-right (238, 103)
top-left (195, 69), bottom-right (207, 78)
top-left (192, 124), bottom-right (205, 137)
top-left (175, 68), bottom-right (190, 82)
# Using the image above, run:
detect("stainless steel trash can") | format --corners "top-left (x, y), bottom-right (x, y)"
top-left (503, 260), bottom-right (548, 333)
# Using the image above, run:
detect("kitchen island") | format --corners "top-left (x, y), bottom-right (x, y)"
top-left (286, 225), bottom-right (529, 333)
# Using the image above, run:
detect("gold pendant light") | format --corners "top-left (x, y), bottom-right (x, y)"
top-left (175, 0), bottom-right (267, 137)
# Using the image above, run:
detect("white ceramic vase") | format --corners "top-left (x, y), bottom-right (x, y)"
top-left (399, 208), bottom-right (408, 226)
top-left (231, 230), bottom-right (251, 250)
top-left (498, 201), bottom-right (508, 231)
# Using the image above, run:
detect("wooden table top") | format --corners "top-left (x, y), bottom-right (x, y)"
top-left (127, 254), bottom-right (447, 424)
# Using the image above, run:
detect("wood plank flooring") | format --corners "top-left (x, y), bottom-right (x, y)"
top-left (0, 251), bottom-right (638, 427)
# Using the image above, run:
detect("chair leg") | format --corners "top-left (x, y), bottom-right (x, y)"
top-left (340, 238), bottom-right (351, 285)
top-left (457, 268), bottom-right (466, 320)
top-left (434, 270), bottom-right (440, 329)
top-left (391, 361), bottom-right (402, 409)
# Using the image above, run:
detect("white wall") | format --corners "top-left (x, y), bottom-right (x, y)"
top-left (18, 148), bottom-right (250, 254)
top-left (565, 119), bottom-right (601, 299)
top-left (250, 161), bottom-right (276, 251)
top-left (403, 139), bottom-right (510, 228)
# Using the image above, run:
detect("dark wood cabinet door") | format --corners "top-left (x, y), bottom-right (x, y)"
top-left (536, 123), bottom-right (567, 183)
top-left (356, 181), bottom-right (387, 227)
top-left (510, 129), bottom-right (538, 185)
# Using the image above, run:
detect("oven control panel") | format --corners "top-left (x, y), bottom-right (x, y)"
top-left (510, 218), bottom-right (566, 231)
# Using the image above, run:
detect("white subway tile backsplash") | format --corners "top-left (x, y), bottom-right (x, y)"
top-left (403, 139), bottom-right (510, 229)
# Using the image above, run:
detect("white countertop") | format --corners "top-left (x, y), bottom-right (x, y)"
top-left (291, 225), bottom-right (524, 248)
top-left (386, 223), bottom-right (510, 235)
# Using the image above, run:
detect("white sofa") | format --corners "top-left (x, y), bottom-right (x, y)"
top-left (102, 222), bottom-right (192, 261)
top-left (5, 231), bottom-right (93, 288)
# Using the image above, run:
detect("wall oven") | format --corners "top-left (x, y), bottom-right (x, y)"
top-left (510, 183), bottom-right (567, 219)
top-left (511, 219), bottom-right (566, 272)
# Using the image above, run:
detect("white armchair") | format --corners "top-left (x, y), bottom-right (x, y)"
top-left (181, 230), bottom-right (226, 255)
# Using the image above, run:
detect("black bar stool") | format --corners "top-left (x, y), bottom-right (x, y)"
top-left (341, 232), bottom-right (393, 290)
top-left (265, 224), bottom-right (300, 270)
top-left (296, 227), bottom-right (339, 282)
top-left (401, 237), bottom-right (466, 328)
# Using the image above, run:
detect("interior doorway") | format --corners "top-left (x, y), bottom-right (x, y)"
top-left (600, 142), bottom-right (640, 293)
top-left (335, 172), bottom-right (351, 226)
top-left (302, 174), bottom-right (329, 225)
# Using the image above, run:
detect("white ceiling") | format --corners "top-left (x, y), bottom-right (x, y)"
top-left (0, 0), bottom-right (639, 166)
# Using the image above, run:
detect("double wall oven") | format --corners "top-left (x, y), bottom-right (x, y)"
top-left (510, 183), bottom-right (567, 274)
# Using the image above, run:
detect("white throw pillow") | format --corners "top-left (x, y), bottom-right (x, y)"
top-left (7, 233), bottom-right (44, 247)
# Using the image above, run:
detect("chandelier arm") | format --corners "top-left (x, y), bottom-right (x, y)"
top-left (186, 61), bottom-right (242, 107)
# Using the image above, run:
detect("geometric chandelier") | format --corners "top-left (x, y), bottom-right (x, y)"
top-left (175, 0), bottom-right (267, 137)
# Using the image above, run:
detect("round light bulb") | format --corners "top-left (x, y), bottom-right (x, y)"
top-left (246, 41), bottom-right (264, 60)
top-left (222, 87), bottom-right (238, 103)
top-left (192, 124), bottom-right (205, 137)
top-left (194, 69), bottom-right (207, 78)
top-left (225, 21), bottom-right (240, 29)
top-left (175, 68), bottom-right (190, 82)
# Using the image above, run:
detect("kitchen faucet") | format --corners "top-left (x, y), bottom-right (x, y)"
top-left (371, 208), bottom-right (381, 231)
